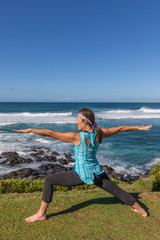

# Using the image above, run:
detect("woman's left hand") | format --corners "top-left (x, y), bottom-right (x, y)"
top-left (138, 125), bottom-right (152, 130)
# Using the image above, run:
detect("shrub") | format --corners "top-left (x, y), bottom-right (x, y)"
top-left (131, 163), bottom-right (160, 192)
top-left (151, 162), bottom-right (160, 191)
top-left (151, 162), bottom-right (160, 176)
top-left (0, 179), bottom-right (44, 194)
top-left (132, 179), bottom-right (153, 192)
top-left (0, 179), bottom-right (97, 194)
top-left (152, 172), bottom-right (160, 191)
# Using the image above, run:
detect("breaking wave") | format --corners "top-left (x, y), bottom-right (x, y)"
top-left (97, 107), bottom-right (160, 119)
top-left (0, 112), bottom-right (75, 126)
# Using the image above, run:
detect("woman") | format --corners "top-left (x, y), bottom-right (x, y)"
top-left (13, 108), bottom-right (152, 222)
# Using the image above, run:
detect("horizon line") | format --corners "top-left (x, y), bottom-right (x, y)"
top-left (0, 101), bottom-right (160, 104)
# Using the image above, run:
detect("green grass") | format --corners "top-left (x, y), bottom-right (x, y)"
top-left (0, 183), bottom-right (160, 240)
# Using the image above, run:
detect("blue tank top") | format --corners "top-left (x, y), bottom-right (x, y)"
top-left (74, 131), bottom-right (104, 184)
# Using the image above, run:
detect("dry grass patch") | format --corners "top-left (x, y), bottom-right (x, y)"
top-left (139, 192), bottom-right (160, 202)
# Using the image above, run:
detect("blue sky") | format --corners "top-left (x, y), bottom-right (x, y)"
top-left (0, 0), bottom-right (160, 102)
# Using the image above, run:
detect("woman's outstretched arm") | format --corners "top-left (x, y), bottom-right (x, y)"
top-left (12, 128), bottom-right (80, 144)
top-left (101, 125), bottom-right (152, 138)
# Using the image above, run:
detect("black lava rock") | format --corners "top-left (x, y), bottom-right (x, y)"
top-left (2, 157), bottom-right (32, 166)
top-left (42, 156), bottom-right (57, 162)
top-left (51, 151), bottom-right (60, 156)
top-left (58, 158), bottom-right (68, 165)
top-left (6, 168), bottom-right (38, 179)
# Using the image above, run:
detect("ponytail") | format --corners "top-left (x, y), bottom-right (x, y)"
top-left (94, 125), bottom-right (103, 144)
top-left (79, 108), bottom-right (103, 144)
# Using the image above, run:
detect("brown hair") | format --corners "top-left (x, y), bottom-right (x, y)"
top-left (78, 108), bottom-right (103, 144)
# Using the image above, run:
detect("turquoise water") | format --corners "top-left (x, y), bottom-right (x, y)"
top-left (0, 102), bottom-right (160, 176)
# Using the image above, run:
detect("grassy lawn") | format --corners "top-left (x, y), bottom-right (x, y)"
top-left (0, 184), bottom-right (160, 240)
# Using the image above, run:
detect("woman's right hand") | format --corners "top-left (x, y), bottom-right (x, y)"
top-left (12, 128), bottom-right (32, 133)
top-left (137, 125), bottom-right (152, 131)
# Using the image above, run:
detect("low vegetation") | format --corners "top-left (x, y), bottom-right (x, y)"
top-left (0, 163), bottom-right (159, 194)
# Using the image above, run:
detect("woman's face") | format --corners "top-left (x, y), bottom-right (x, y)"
top-left (76, 117), bottom-right (86, 131)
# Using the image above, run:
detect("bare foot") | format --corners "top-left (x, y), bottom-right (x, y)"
top-left (24, 213), bottom-right (47, 223)
top-left (131, 207), bottom-right (149, 217)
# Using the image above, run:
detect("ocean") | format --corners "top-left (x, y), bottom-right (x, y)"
top-left (0, 102), bottom-right (160, 177)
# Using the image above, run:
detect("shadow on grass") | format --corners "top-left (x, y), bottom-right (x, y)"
top-left (47, 192), bottom-right (149, 219)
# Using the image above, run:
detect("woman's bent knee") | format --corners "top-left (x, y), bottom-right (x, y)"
top-left (44, 174), bottom-right (55, 186)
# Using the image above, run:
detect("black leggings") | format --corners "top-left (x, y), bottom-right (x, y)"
top-left (42, 170), bottom-right (136, 206)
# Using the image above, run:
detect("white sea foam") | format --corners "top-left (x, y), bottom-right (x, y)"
top-left (22, 112), bottom-right (72, 117)
top-left (0, 123), bottom-right (17, 126)
top-left (98, 155), bottom-right (158, 176)
top-left (99, 156), bottom-right (160, 176)
top-left (145, 158), bottom-right (160, 168)
top-left (35, 138), bottom-right (52, 144)
top-left (97, 107), bottom-right (160, 119)
top-left (0, 112), bottom-right (75, 126)
top-left (114, 165), bottom-right (145, 176)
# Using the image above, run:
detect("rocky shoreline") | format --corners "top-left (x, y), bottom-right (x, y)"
top-left (0, 147), bottom-right (151, 183)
